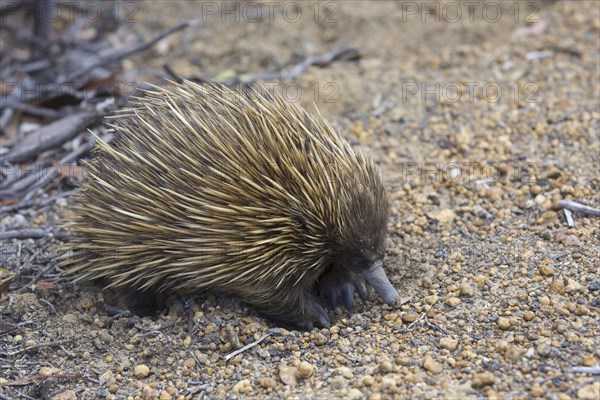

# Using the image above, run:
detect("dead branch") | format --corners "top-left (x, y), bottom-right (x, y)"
top-left (559, 200), bottom-right (600, 217)
top-left (223, 333), bottom-right (271, 361)
top-left (222, 47), bottom-right (361, 85)
top-left (564, 208), bottom-right (574, 227)
top-left (2, 339), bottom-right (74, 357)
top-left (0, 189), bottom-right (77, 214)
top-left (2, 135), bottom-right (96, 197)
top-left (0, 229), bottom-right (69, 241)
top-left (2, 101), bottom-right (66, 119)
top-left (569, 365), bottom-right (600, 375)
top-left (4, 112), bottom-right (101, 164)
top-left (64, 19), bottom-right (200, 83)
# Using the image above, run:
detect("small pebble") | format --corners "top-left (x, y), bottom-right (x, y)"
top-left (314, 333), bottom-right (328, 346)
top-left (62, 314), bottom-right (78, 324)
top-left (539, 264), bottom-right (555, 277)
top-left (446, 297), bottom-right (461, 307)
top-left (531, 385), bottom-right (544, 397)
top-left (423, 355), bottom-right (443, 374)
top-left (347, 388), bottom-right (363, 400)
top-left (536, 343), bottom-right (552, 357)
top-left (232, 379), bottom-right (252, 394)
top-left (133, 365), bottom-right (150, 379)
top-left (565, 279), bottom-right (583, 293)
top-left (583, 355), bottom-right (597, 366)
top-left (337, 366), bottom-right (353, 379)
top-left (460, 282), bottom-right (474, 296)
top-left (402, 312), bottom-right (418, 323)
top-left (471, 372), bottom-right (496, 389)
top-left (379, 359), bottom-right (393, 373)
top-left (298, 361), bottom-right (314, 379)
top-left (159, 392), bottom-right (172, 400)
top-left (523, 311), bottom-right (535, 321)
top-left (50, 390), bottom-right (77, 400)
top-left (381, 376), bottom-right (397, 392)
top-left (505, 345), bottom-right (523, 361)
top-left (439, 337), bottom-right (458, 351)
top-left (362, 375), bottom-right (374, 386)
top-left (497, 317), bottom-right (511, 331)
top-left (577, 383), bottom-right (600, 400)
top-left (40, 367), bottom-right (61, 376)
top-left (258, 377), bottom-right (276, 389)
top-left (183, 358), bottom-right (196, 368)
top-left (279, 365), bottom-right (298, 386)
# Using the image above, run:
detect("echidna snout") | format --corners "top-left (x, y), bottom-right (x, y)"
top-left (61, 80), bottom-right (398, 329)
top-left (363, 260), bottom-right (399, 304)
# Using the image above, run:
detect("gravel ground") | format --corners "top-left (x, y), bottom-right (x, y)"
top-left (1, 1), bottom-right (599, 399)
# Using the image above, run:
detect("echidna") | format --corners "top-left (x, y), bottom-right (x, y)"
top-left (61, 80), bottom-right (398, 329)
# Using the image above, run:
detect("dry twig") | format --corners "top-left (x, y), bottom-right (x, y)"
top-left (3, 339), bottom-right (73, 357)
top-left (569, 365), bottom-right (600, 375)
top-left (64, 20), bottom-right (200, 83)
top-left (223, 48), bottom-right (360, 85)
top-left (563, 208), bottom-right (574, 227)
top-left (223, 333), bottom-right (271, 361)
top-left (4, 112), bottom-right (100, 164)
top-left (0, 229), bottom-right (69, 240)
top-left (559, 200), bottom-right (600, 217)
top-left (3, 136), bottom-right (96, 198)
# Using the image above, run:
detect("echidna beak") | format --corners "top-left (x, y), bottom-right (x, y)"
top-left (363, 260), bottom-right (399, 305)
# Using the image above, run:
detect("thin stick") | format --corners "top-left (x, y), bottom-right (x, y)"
top-left (559, 200), bottom-right (600, 217)
top-left (4, 112), bottom-right (100, 163)
top-left (3, 137), bottom-right (95, 197)
top-left (3, 101), bottom-right (66, 119)
top-left (279, 47), bottom-right (360, 79)
top-left (227, 48), bottom-right (360, 84)
top-left (0, 189), bottom-right (77, 214)
top-left (65, 20), bottom-right (200, 82)
top-left (223, 333), bottom-right (271, 361)
top-left (569, 365), bottom-right (600, 375)
top-left (0, 229), bottom-right (69, 240)
top-left (563, 208), bottom-right (574, 227)
top-left (424, 317), bottom-right (455, 337)
top-left (4, 339), bottom-right (73, 356)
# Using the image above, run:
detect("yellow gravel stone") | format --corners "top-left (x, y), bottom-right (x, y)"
top-left (497, 317), bottom-right (511, 331)
top-left (133, 365), bottom-right (150, 379)
top-left (471, 372), bottom-right (496, 389)
top-left (577, 383), bottom-right (600, 400)
top-left (423, 355), bottom-right (443, 374)
top-left (440, 337), bottom-right (459, 351)
top-left (298, 361), bottom-right (314, 379)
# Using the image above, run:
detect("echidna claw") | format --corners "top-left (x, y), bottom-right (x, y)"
top-left (355, 281), bottom-right (369, 302)
top-left (340, 284), bottom-right (354, 310)
top-left (329, 290), bottom-right (339, 309)
top-left (306, 298), bottom-right (330, 329)
top-left (319, 273), bottom-right (367, 311)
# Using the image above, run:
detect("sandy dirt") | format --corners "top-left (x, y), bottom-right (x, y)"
top-left (1, 1), bottom-right (599, 399)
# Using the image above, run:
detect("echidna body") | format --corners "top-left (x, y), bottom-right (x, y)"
top-left (62, 81), bottom-right (398, 328)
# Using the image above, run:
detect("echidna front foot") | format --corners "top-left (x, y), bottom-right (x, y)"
top-left (272, 287), bottom-right (330, 329)
top-left (318, 269), bottom-right (369, 310)
top-left (304, 296), bottom-right (331, 329)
